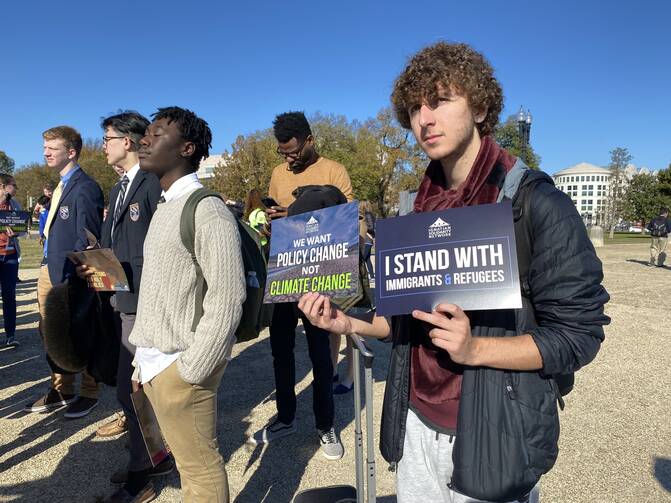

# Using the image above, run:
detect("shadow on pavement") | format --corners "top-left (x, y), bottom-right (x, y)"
top-left (625, 258), bottom-right (670, 269)
top-left (224, 330), bottom-right (390, 502)
top-left (1, 274), bottom-right (392, 502)
top-left (654, 457), bottom-right (671, 492)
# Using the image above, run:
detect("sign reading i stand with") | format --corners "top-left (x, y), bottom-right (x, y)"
top-left (374, 202), bottom-right (522, 316)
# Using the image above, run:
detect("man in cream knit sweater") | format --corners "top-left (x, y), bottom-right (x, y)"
top-left (130, 107), bottom-right (245, 503)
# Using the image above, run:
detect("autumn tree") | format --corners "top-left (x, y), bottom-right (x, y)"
top-left (605, 147), bottom-right (633, 238)
top-left (14, 163), bottom-right (59, 209)
top-left (494, 116), bottom-right (541, 170)
top-left (210, 131), bottom-right (280, 202)
top-left (211, 108), bottom-right (425, 217)
top-left (78, 139), bottom-right (120, 204)
top-left (14, 139), bottom-right (120, 210)
top-left (0, 151), bottom-right (15, 174)
top-left (622, 173), bottom-right (667, 227)
top-left (657, 165), bottom-right (671, 199)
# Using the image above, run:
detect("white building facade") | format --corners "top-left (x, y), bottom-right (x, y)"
top-left (553, 163), bottom-right (611, 225)
top-left (553, 162), bottom-right (655, 225)
top-left (197, 154), bottom-right (225, 180)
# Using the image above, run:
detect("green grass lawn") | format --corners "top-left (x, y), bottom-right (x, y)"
top-left (603, 232), bottom-right (651, 245)
top-left (13, 230), bottom-right (649, 270)
top-left (17, 235), bottom-right (45, 269)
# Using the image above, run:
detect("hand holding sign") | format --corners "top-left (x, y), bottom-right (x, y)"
top-left (266, 205), bottom-right (288, 220)
top-left (411, 303), bottom-right (476, 365)
top-left (298, 292), bottom-right (354, 335)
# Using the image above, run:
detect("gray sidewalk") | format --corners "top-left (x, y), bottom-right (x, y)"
top-left (0, 242), bottom-right (669, 502)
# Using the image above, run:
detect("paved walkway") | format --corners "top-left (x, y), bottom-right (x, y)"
top-left (0, 242), bottom-right (669, 502)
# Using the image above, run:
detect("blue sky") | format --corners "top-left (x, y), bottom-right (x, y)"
top-left (1, 0), bottom-right (669, 174)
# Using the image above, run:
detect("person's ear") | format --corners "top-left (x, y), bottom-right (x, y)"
top-left (182, 141), bottom-right (196, 159)
top-left (474, 107), bottom-right (487, 124)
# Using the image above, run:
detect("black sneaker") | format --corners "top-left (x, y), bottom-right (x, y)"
top-left (249, 418), bottom-right (297, 445)
top-left (5, 336), bottom-right (19, 348)
top-left (24, 389), bottom-right (77, 412)
top-left (98, 481), bottom-right (156, 502)
top-left (110, 456), bottom-right (175, 485)
top-left (64, 396), bottom-right (99, 419)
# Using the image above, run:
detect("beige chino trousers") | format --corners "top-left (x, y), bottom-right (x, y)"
top-left (144, 361), bottom-right (229, 503)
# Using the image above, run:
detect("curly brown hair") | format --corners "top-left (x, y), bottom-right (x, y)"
top-left (391, 42), bottom-right (503, 137)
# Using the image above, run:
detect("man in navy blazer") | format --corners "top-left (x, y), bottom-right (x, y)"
top-left (26, 125), bottom-right (104, 418)
top-left (78, 111), bottom-right (172, 502)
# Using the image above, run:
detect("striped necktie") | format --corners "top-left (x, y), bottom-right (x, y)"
top-left (44, 181), bottom-right (63, 238)
top-left (112, 175), bottom-right (130, 232)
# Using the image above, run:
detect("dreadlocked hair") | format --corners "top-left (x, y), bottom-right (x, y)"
top-left (152, 106), bottom-right (212, 169)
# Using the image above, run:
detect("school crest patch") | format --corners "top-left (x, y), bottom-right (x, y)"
top-left (129, 203), bottom-right (140, 222)
top-left (59, 206), bottom-right (70, 220)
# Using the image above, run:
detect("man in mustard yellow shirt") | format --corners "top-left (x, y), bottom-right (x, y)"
top-left (251, 112), bottom-right (351, 460)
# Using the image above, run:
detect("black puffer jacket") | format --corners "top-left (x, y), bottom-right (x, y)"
top-left (379, 164), bottom-right (610, 501)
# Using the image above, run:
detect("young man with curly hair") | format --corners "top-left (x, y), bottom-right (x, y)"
top-left (298, 42), bottom-right (609, 502)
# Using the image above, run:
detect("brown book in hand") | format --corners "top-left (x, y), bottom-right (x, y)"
top-left (130, 388), bottom-right (170, 466)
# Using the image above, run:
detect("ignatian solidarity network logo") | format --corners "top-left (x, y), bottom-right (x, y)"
top-left (428, 217), bottom-right (451, 239)
top-left (305, 215), bottom-right (320, 234)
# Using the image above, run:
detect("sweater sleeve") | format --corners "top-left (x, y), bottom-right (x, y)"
top-left (331, 164), bottom-right (354, 201)
top-left (177, 198), bottom-right (246, 384)
top-left (526, 184), bottom-right (610, 376)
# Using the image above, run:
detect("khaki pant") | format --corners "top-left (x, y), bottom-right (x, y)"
top-left (144, 361), bottom-right (229, 503)
top-left (650, 237), bottom-right (668, 266)
top-left (37, 265), bottom-right (99, 398)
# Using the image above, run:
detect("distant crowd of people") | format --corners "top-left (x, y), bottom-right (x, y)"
top-left (0, 41), bottom-right (611, 503)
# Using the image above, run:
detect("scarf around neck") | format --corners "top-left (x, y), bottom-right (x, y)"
top-left (407, 135), bottom-right (517, 431)
top-left (413, 135), bottom-right (516, 212)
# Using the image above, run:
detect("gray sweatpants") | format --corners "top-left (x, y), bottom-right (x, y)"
top-left (397, 409), bottom-right (540, 503)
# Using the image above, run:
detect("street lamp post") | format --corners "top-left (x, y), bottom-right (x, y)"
top-left (517, 106), bottom-right (532, 146)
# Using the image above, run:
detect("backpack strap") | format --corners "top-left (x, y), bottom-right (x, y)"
top-left (512, 181), bottom-right (535, 299)
top-left (509, 176), bottom-right (573, 406)
top-left (180, 188), bottom-right (225, 332)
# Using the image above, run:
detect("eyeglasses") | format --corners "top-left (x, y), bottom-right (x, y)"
top-left (276, 136), bottom-right (310, 159)
top-left (102, 136), bottom-right (126, 145)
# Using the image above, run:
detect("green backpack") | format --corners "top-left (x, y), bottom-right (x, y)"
top-left (180, 188), bottom-right (273, 343)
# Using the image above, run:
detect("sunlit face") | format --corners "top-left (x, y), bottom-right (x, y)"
top-left (102, 126), bottom-right (131, 166)
top-left (1, 178), bottom-right (17, 198)
top-left (139, 118), bottom-right (191, 177)
top-left (408, 86), bottom-right (484, 161)
top-left (276, 135), bottom-right (314, 170)
top-left (43, 138), bottom-right (76, 170)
